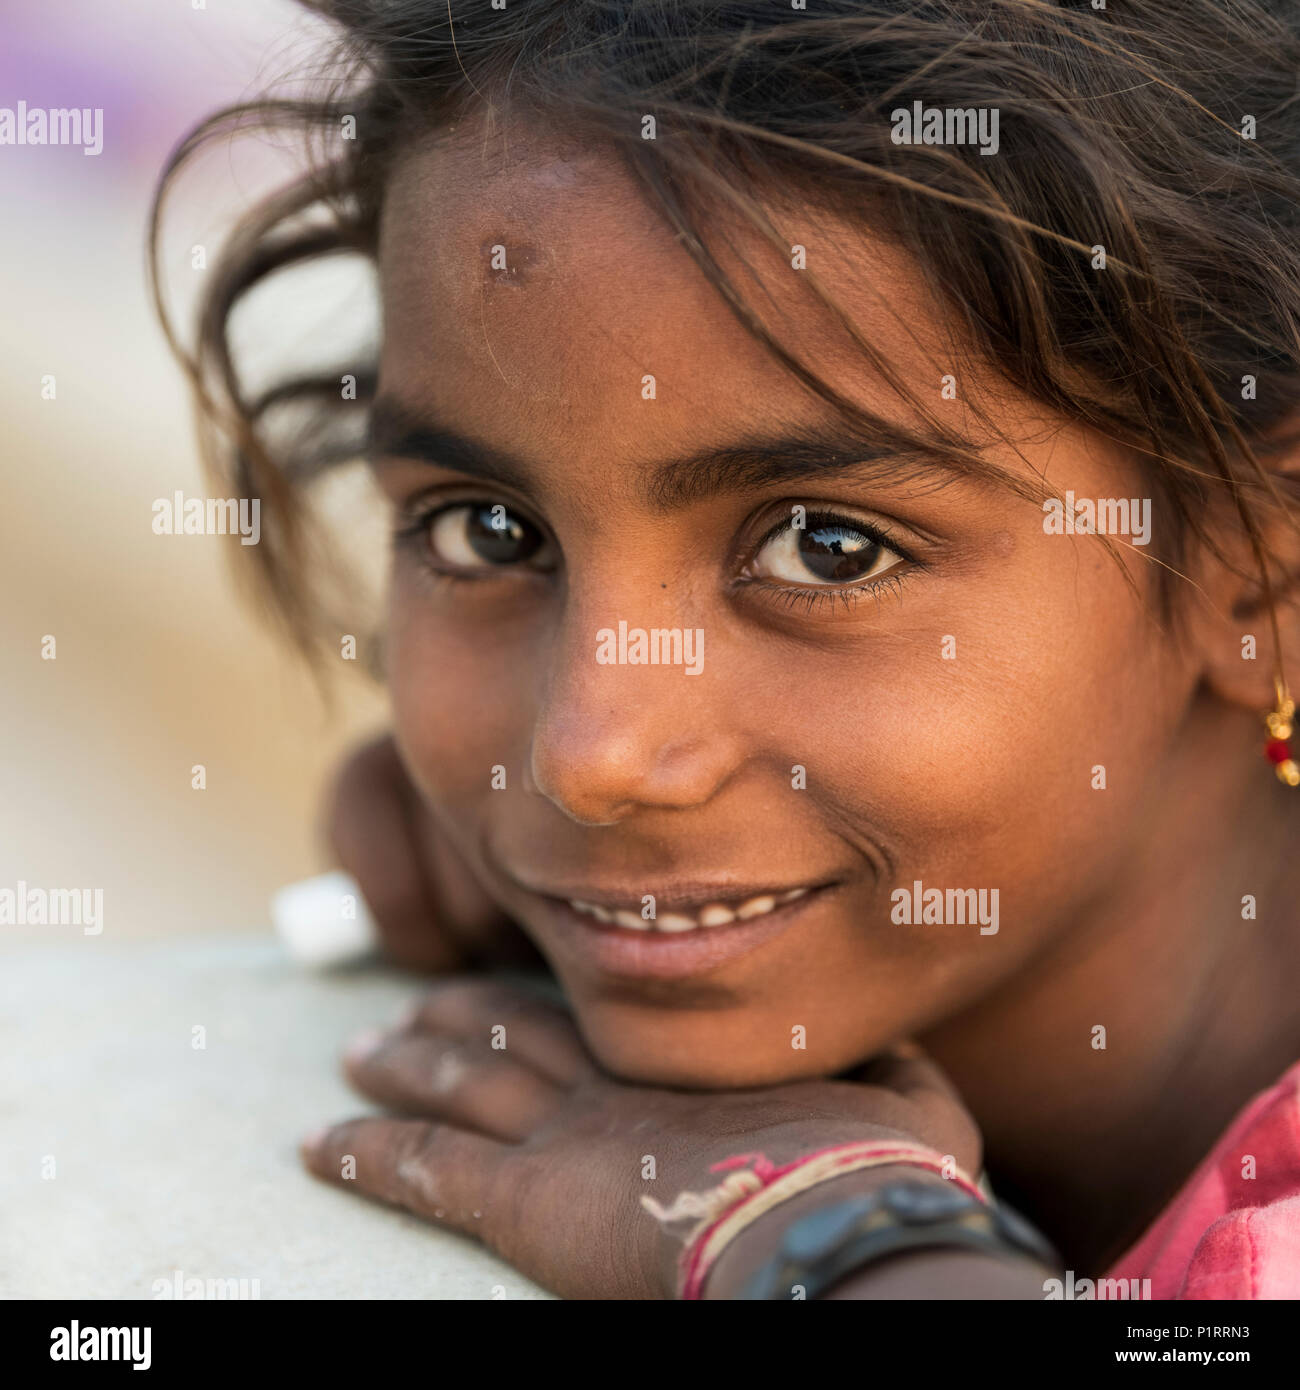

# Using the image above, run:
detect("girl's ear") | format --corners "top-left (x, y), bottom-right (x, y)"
top-left (1189, 451), bottom-right (1300, 714)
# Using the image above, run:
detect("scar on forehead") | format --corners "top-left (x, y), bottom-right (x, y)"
top-left (480, 237), bottom-right (553, 286)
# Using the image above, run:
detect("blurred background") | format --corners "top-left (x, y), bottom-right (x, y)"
top-left (0, 0), bottom-right (387, 942)
top-left (0, 4), bottom-right (547, 1304)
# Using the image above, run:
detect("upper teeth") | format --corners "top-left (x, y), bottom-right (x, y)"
top-left (566, 888), bottom-right (809, 932)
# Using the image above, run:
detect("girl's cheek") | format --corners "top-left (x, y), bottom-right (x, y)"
top-left (802, 576), bottom-right (1159, 861)
top-left (386, 584), bottom-right (530, 802)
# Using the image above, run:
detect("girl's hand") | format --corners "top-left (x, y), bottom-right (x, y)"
top-left (325, 734), bottom-right (536, 972)
top-left (300, 979), bottom-right (983, 1299)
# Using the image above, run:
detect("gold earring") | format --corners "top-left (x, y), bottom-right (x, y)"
top-left (1265, 677), bottom-right (1299, 786)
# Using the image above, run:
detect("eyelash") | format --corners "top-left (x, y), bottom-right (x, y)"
top-left (743, 571), bottom-right (913, 612)
top-left (393, 502), bottom-right (920, 608)
top-left (391, 506), bottom-right (516, 585)
top-left (737, 509), bottom-right (918, 611)
top-left (393, 510), bottom-right (445, 548)
top-left (391, 514), bottom-right (462, 596)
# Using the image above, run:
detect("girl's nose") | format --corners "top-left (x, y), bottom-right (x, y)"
top-left (525, 621), bottom-right (743, 827)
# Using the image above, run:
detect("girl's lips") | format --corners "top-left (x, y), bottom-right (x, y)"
top-left (529, 883), bottom-right (834, 980)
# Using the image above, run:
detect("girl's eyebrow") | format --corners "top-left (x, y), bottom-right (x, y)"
top-left (369, 396), bottom-right (1000, 506)
top-left (368, 398), bottom-right (531, 493)
top-left (643, 433), bottom-right (984, 510)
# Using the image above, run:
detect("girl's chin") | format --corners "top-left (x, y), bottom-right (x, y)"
top-left (573, 1011), bottom-right (886, 1091)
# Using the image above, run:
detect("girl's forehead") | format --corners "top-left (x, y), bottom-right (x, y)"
top-left (378, 129), bottom-right (696, 313)
top-left (372, 122), bottom-right (1131, 502)
top-left (379, 129), bottom-right (942, 412)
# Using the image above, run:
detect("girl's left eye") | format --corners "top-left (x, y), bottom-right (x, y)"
top-left (750, 512), bottom-right (907, 587)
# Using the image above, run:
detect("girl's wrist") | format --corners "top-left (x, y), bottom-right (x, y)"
top-left (650, 1136), bottom-right (985, 1300)
top-left (699, 1162), bottom-right (948, 1300)
top-left (697, 1163), bottom-right (1057, 1300)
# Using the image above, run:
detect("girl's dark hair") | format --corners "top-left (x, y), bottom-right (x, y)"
top-left (150, 0), bottom-right (1300, 666)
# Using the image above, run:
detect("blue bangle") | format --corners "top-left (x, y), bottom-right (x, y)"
top-left (738, 1179), bottom-right (1059, 1300)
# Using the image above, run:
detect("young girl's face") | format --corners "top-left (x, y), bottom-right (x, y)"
top-left (370, 128), bottom-right (1195, 1088)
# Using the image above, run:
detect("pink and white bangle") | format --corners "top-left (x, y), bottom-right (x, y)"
top-left (640, 1140), bottom-right (986, 1301)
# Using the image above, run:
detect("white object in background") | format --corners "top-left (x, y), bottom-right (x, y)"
top-left (271, 870), bottom-right (378, 968)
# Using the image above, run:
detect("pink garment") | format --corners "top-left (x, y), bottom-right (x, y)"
top-left (1105, 1060), bottom-right (1300, 1298)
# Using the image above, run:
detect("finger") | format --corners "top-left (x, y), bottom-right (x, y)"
top-left (300, 1116), bottom-right (503, 1238)
top-left (326, 736), bottom-right (463, 973)
top-left (343, 1028), bottom-right (565, 1140)
top-left (404, 978), bottom-right (598, 1087)
top-left (851, 1040), bottom-right (966, 1108)
top-left (847, 1043), bottom-right (982, 1174)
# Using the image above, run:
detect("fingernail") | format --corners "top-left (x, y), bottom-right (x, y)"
top-left (300, 1125), bottom-right (330, 1156)
top-left (344, 1028), bottom-right (385, 1064)
top-left (395, 999), bottom-right (423, 1029)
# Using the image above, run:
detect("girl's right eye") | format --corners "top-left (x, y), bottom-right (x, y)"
top-left (418, 502), bottom-right (556, 573)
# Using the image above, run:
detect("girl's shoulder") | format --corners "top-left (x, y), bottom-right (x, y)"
top-left (1108, 1060), bottom-right (1300, 1299)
